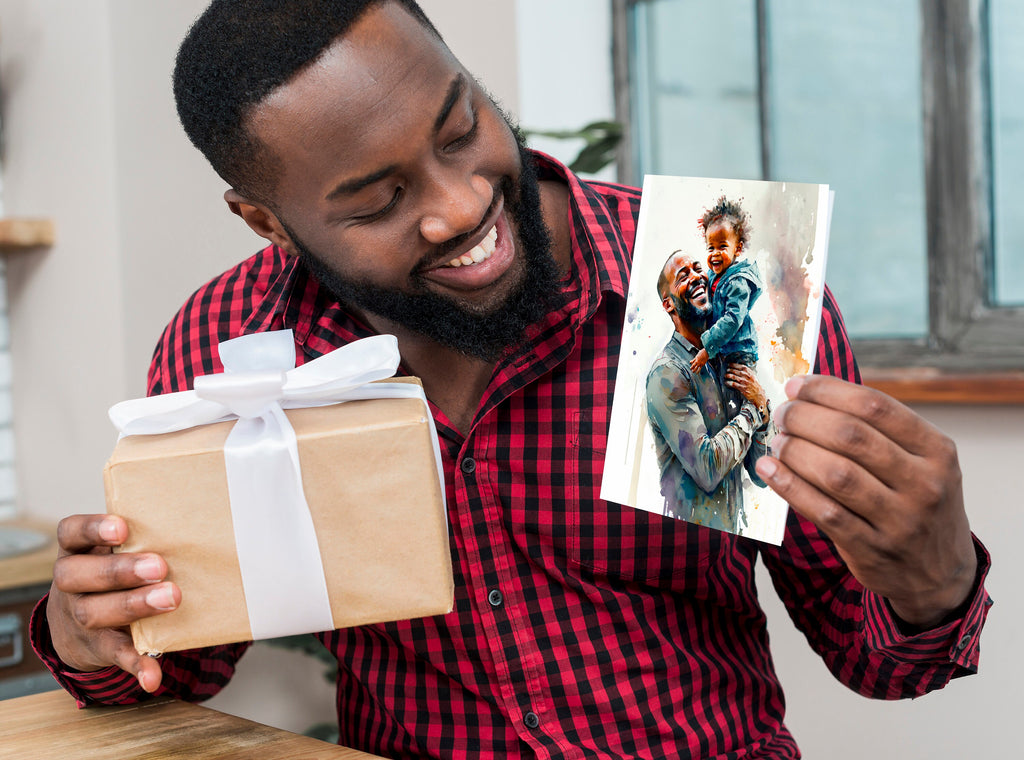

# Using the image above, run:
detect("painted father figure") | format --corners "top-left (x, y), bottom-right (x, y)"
top-left (647, 250), bottom-right (771, 534)
top-left (35, 1), bottom-right (990, 758)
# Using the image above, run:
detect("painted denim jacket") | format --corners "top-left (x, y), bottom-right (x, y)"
top-left (702, 259), bottom-right (762, 360)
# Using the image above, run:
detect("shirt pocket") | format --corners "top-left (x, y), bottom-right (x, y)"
top-left (566, 412), bottom-right (725, 590)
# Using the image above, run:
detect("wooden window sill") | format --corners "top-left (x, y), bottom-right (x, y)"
top-left (861, 368), bottom-right (1024, 404)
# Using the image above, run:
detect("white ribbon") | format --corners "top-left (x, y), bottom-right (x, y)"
top-left (109, 330), bottom-right (443, 641)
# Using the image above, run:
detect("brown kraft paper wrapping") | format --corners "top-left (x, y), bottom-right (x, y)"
top-left (103, 395), bottom-right (454, 655)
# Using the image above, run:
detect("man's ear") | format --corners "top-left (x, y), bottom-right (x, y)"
top-left (662, 296), bottom-right (674, 315)
top-left (224, 189), bottom-right (298, 256)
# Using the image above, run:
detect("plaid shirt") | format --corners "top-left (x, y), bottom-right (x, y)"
top-left (33, 153), bottom-right (991, 759)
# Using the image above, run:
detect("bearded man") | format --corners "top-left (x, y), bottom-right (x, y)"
top-left (34, 2), bottom-right (991, 758)
top-left (646, 250), bottom-right (770, 533)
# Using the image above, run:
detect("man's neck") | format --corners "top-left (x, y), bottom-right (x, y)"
top-left (363, 315), bottom-right (495, 435)
top-left (673, 320), bottom-right (704, 349)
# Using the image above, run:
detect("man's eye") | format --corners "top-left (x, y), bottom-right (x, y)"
top-left (443, 112), bottom-right (479, 153)
top-left (353, 188), bottom-right (402, 222)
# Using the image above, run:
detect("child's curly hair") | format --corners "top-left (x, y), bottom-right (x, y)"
top-left (700, 196), bottom-right (751, 248)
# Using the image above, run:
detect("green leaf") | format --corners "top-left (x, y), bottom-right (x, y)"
top-left (523, 120), bottom-right (623, 175)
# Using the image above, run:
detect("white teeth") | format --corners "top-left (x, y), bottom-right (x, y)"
top-left (445, 224), bottom-right (498, 268)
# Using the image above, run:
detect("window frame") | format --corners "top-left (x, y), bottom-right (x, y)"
top-left (612, 0), bottom-right (1024, 401)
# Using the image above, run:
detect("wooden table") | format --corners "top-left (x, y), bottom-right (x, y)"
top-left (0, 689), bottom-right (385, 759)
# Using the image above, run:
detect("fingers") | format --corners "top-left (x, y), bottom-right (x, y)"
top-left (66, 583), bottom-right (180, 630)
top-left (53, 552), bottom-right (168, 594)
top-left (57, 514), bottom-right (127, 556)
top-left (785, 375), bottom-right (939, 456)
top-left (773, 391), bottom-right (910, 491)
top-left (724, 366), bottom-right (754, 389)
top-left (93, 629), bottom-right (165, 693)
top-left (755, 451), bottom-right (875, 542)
top-left (767, 431), bottom-right (893, 528)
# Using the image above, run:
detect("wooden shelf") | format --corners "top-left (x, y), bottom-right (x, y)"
top-left (0, 218), bottom-right (54, 249)
top-left (861, 367), bottom-right (1024, 405)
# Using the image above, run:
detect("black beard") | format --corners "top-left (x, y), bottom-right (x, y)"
top-left (288, 142), bottom-right (564, 362)
top-left (669, 291), bottom-right (710, 331)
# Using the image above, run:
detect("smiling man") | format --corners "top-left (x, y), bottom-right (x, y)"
top-left (647, 251), bottom-right (770, 533)
top-left (34, 1), bottom-right (991, 758)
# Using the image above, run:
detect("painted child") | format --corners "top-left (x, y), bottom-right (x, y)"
top-left (689, 197), bottom-right (763, 414)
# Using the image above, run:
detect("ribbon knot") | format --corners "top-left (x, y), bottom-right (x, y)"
top-left (194, 370), bottom-right (287, 419)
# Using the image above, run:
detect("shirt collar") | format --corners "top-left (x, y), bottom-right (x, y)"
top-left (669, 329), bottom-right (699, 356)
top-left (532, 151), bottom-right (631, 312)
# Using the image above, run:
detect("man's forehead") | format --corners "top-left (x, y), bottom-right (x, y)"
top-left (667, 254), bottom-right (698, 274)
top-left (244, 1), bottom-right (462, 186)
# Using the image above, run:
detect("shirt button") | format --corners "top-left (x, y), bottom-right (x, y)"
top-left (460, 457), bottom-right (476, 474)
top-left (956, 634), bottom-right (972, 651)
top-left (524, 711), bottom-right (540, 729)
top-left (487, 589), bottom-right (503, 607)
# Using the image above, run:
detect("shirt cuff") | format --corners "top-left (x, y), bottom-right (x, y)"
top-left (861, 535), bottom-right (992, 672)
top-left (699, 329), bottom-right (720, 358)
top-left (738, 400), bottom-right (765, 430)
top-left (29, 594), bottom-right (148, 707)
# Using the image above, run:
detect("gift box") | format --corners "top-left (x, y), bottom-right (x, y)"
top-left (103, 332), bottom-right (453, 655)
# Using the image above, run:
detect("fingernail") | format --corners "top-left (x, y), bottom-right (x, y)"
top-left (135, 557), bottom-right (164, 583)
top-left (98, 518), bottom-right (120, 542)
top-left (756, 457), bottom-right (777, 479)
top-left (138, 670), bottom-right (153, 693)
top-left (146, 585), bottom-right (176, 611)
top-left (785, 375), bottom-right (807, 399)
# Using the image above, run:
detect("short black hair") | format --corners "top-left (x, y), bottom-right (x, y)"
top-left (699, 196), bottom-right (750, 248)
top-left (173, 0), bottom-right (440, 204)
top-left (657, 249), bottom-right (685, 301)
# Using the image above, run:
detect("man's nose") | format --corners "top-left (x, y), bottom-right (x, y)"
top-left (418, 171), bottom-right (493, 245)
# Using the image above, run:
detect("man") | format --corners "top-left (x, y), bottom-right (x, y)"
top-left (34, 1), bottom-right (990, 758)
top-left (646, 250), bottom-right (770, 533)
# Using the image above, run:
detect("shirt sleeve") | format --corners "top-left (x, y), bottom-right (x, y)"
top-left (645, 361), bottom-right (766, 494)
top-left (29, 595), bottom-right (251, 708)
top-left (700, 277), bottom-right (755, 358)
top-left (758, 287), bottom-right (993, 698)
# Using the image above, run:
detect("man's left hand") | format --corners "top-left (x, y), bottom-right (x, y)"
top-left (754, 375), bottom-right (977, 629)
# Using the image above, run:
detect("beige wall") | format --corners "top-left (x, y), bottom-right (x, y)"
top-left (1, 1), bottom-right (1018, 756)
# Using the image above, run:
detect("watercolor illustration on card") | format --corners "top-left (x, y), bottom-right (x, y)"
top-left (602, 175), bottom-right (831, 545)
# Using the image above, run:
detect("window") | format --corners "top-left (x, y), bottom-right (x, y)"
top-left (613, 0), bottom-right (1024, 380)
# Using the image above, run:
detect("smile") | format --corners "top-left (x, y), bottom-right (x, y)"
top-left (688, 282), bottom-right (706, 300)
top-left (445, 225), bottom-right (497, 267)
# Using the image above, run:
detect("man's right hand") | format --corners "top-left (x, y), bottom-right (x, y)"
top-left (46, 514), bottom-right (180, 693)
top-left (725, 363), bottom-right (768, 419)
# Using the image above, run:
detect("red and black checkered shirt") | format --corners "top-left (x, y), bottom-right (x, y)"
top-left (33, 153), bottom-right (991, 758)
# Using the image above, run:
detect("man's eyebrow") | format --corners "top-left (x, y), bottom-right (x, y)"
top-left (434, 74), bottom-right (466, 134)
top-left (325, 75), bottom-right (468, 203)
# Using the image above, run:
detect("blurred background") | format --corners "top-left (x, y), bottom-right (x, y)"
top-left (0, 1), bottom-right (1018, 757)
